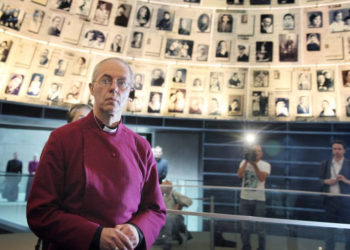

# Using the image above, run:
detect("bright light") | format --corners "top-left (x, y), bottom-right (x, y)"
top-left (245, 133), bottom-right (256, 145)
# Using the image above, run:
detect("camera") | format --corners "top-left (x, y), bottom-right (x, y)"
top-left (244, 148), bottom-right (257, 162)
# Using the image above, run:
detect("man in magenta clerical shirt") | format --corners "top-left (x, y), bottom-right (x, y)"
top-left (27, 58), bottom-right (167, 250)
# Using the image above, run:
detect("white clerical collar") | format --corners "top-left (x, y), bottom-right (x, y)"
top-left (93, 114), bottom-right (118, 133)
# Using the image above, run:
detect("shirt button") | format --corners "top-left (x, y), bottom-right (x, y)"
top-left (112, 153), bottom-right (117, 158)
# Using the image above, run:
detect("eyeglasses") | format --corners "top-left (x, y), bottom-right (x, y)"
top-left (96, 76), bottom-right (130, 91)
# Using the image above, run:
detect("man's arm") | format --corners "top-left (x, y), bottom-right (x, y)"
top-left (320, 160), bottom-right (337, 186)
top-left (237, 160), bottom-right (248, 178)
top-left (251, 161), bottom-right (269, 182)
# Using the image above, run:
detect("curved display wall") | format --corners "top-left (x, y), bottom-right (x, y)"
top-left (1, 0), bottom-right (350, 121)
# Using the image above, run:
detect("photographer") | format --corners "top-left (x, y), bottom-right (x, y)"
top-left (237, 145), bottom-right (271, 250)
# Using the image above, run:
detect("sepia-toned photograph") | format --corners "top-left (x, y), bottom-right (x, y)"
top-left (253, 70), bottom-right (269, 87)
top-left (296, 95), bottom-right (311, 116)
top-left (256, 41), bottom-right (273, 62)
top-left (275, 97), bottom-right (289, 117)
top-left (197, 13), bottom-right (211, 33)
top-left (148, 91), bottom-right (162, 113)
top-left (342, 70), bottom-right (350, 87)
top-left (345, 95), bottom-right (350, 117)
top-left (47, 15), bottom-right (64, 37)
top-left (295, 71), bottom-right (311, 90)
top-left (74, 0), bottom-right (92, 16)
top-left (227, 71), bottom-right (244, 89)
top-left (168, 88), bottom-right (186, 113)
top-left (209, 72), bottom-right (223, 92)
top-left (46, 82), bottom-right (62, 102)
top-left (28, 9), bottom-right (45, 33)
top-left (135, 5), bottom-right (151, 28)
top-left (54, 59), bottom-right (68, 77)
top-left (260, 14), bottom-right (273, 34)
top-left (279, 34), bottom-right (298, 62)
top-left (172, 68), bottom-right (187, 83)
top-left (14, 42), bottom-right (36, 68)
top-left (283, 13), bottom-right (295, 30)
top-left (317, 69), bottom-right (334, 91)
top-left (329, 9), bottom-right (349, 33)
top-left (127, 91), bottom-right (144, 113)
top-left (208, 96), bottom-right (222, 115)
top-left (215, 40), bottom-right (230, 59)
top-left (151, 68), bottom-right (165, 87)
top-left (110, 34), bottom-right (124, 53)
top-left (35, 47), bottom-right (51, 68)
top-left (252, 91), bottom-right (268, 116)
top-left (134, 73), bottom-right (144, 90)
top-left (0, 3), bottom-right (26, 31)
top-left (27, 73), bottom-right (44, 97)
top-left (217, 13), bottom-right (233, 33)
top-left (319, 98), bottom-right (336, 117)
top-left (178, 18), bottom-right (192, 35)
top-left (306, 33), bottom-right (320, 51)
top-left (93, 0), bottom-right (112, 26)
top-left (65, 81), bottom-right (83, 103)
top-left (189, 96), bottom-right (203, 115)
top-left (0, 40), bottom-right (13, 62)
top-left (5, 73), bottom-right (24, 95)
top-left (156, 8), bottom-right (174, 31)
top-left (130, 32), bottom-right (143, 49)
top-left (165, 39), bottom-right (193, 60)
top-left (307, 11), bottom-right (322, 28)
top-left (114, 3), bottom-right (131, 27)
top-left (196, 44), bottom-right (209, 62)
top-left (71, 55), bottom-right (88, 76)
top-left (237, 44), bottom-right (249, 62)
top-left (81, 29), bottom-right (107, 49)
top-left (228, 95), bottom-right (243, 116)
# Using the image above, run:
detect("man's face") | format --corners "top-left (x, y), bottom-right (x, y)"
top-left (253, 145), bottom-right (263, 161)
top-left (176, 70), bottom-right (182, 78)
top-left (283, 15), bottom-right (294, 28)
top-left (89, 59), bottom-right (131, 116)
top-left (262, 17), bottom-right (272, 28)
top-left (52, 17), bottom-right (61, 28)
top-left (332, 143), bottom-right (345, 159)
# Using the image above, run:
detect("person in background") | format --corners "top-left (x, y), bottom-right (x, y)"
top-left (2, 152), bottom-right (23, 202)
top-left (25, 154), bottom-right (39, 201)
top-left (152, 146), bottom-right (168, 184)
top-left (66, 103), bottom-right (92, 123)
top-left (237, 145), bottom-right (271, 250)
top-left (27, 57), bottom-right (166, 250)
top-left (157, 180), bottom-right (193, 249)
top-left (319, 140), bottom-right (350, 250)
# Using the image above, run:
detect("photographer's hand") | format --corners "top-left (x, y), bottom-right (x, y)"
top-left (251, 161), bottom-right (268, 182)
top-left (237, 160), bottom-right (248, 178)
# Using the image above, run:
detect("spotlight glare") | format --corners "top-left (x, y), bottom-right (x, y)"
top-left (245, 133), bottom-right (256, 144)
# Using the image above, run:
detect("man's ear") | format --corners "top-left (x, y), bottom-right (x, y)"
top-left (89, 82), bottom-right (94, 94)
top-left (128, 88), bottom-right (135, 102)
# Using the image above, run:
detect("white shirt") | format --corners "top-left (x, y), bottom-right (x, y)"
top-left (329, 157), bottom-right (344, 194)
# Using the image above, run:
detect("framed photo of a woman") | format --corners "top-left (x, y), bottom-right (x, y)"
top-left (228, 95), bottom-right (243, 116)
top-left (27, 73), bottom-right (44, 97)
top-left (196, 13), bottom-right (211, 33)
top-left (5, 73), bottom-right (24, 95)
top-left (135, 5), bottom-right (152, 28)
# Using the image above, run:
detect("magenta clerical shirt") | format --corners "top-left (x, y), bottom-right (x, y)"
top-left (26, 112), bottom-right (166, 250)
top-left (28, 160), bottom-right (39, 174)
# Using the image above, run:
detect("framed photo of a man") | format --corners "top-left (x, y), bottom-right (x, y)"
top-left (47, 82), bottom-right (62, 102)
top-left (296, 95), bottom-right (311, 116)
top-left (208, 96), bottom-right (222, 116)
top-left (197, 13), bottom-right (211, 33)
top-left (28, 9), bottom-right (45, 33)
top-left (47, 15), bottom-right (64, 37)
top-left (237, 44), bottom-right (249, 62)
top-left (178, 18), bottom-right (191, 35)
top-left (317, 69), bottom-right (334, 92)
top-left (114, 3), bottom-right (131, 27)
top-left (196, 44), bottom-right (209, 62)
top-left (319, 98), bottom-right (336, 117)
top-left (228, 95), bottom-right (243, 116)
top-left (135, 5), bottom-right (152, 28)
top-left (283, 13), bottom-right (295, 30)
top-left (5, 73), bottom-right (24, 95)
top-left (35, 47), bottom-right (51, 68)
top-left (151, 68), bottom-right (165, 87)
top-left (134, 73), bottom-right (144, 90)
top-left (27, 73), bottom-right (44, 97)
top-left (156, 8), bottom-right (174, 31)
top-left (275, 98), bottom-right (289, 117)
top-left (279, 34), bottom-right (298, 62)
top-left (260, 14), bottom-right (273, 34)
top-left (172, 68), bottom-right (187, 83)
top-left (54, 59), bottom-right (68, 77)
top-left (295, 71), bottom-right (311, 90)
top-left (130, 31), bottom-right (143, 49)
top-left (217, 13), bottom-right (233, 33)
top-left (164, 39), bottom-right (193, 60)
top-left (110, 34), bottom-right (124, 53)
top-left (0, 40), bottom-right (13, 63)
top-left (227, 71), bottom-right (244, 89)
top-left (71, 55), bottom-right (88, 76)
top-left (65, 81), bottom-right (83, 104)
top-left (93, 0), bottom-right (112, 26)
top-left (252, 91), bottom-right (268, 116)
top-left (253, 70), bottom-right (269, 87)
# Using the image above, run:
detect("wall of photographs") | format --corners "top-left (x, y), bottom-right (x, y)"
top-left (2, 0), bottom-right (350, 121)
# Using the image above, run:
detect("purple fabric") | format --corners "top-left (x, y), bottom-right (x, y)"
top-left (28, 160), bottom-right (39, 174)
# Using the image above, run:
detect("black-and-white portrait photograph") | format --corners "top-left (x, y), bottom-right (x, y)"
top-left (0, 39), bottom-right (12, 62)
top-left (178, 18), bottom-right (191, 35)
top-left (135, 5), bottom-right (151, 28)
top-left (165, 39), bottom-right (193, 60)
top-left (172, 68), bottom-right (187, 83)
top-left (227, 0), bottom-right (244, 5)
top-left (275, 98), bottom-right (289, 117)
top-left (5, 73), bottom-right (24, 95)
top-left (151, 68), bottom-right (165, 87)
top-left (252, 91), bottom-right (268, 116)
top-left (237, 44), bottom-right (249, 62)
top-left (228, 95), bottom-right (243, 116)
top-left (110, 34), bottom-right (124, 53)
top-left (296, 71), bottom-right (311, 90)
top-left (228, 72), bottom-right (244, 88)
top-left (319, 99), bottom-right (336, 117)
top-left (329, 9), bottom-right (349, 33)
top-left (156, 8), bottom-right (174, 31)
top-left (114, 3), bottom-right (131, 27)
top-left (250, 0), bottom-right (270, 4)
top-left (134, 73), bottom-right (144, 90)
top-left (217, 13), bottom-right (233, 33)
top-left (209, 72), bottom-right (224, 92)
top-left (192, 77), bottom-right (204, 91)
top-left (345, 96), bottom-right (350, 116)
top-left (74, 0), bottom-right (92, 16)
top-left (260, 14), bottom-right (273, 34)
top-left (215, 40), bottom-right (230, 59)
top-left (47, 82), bottom-right (62, 102)
top-left (93, 0), bottom-right (112, 26)
top-left (47, 15), bottom-right (64, 36)
top-left (296, 95), bottom-right (311, 116)
top-left (148, 92), bottom-right (162, 113)
top-left (317, 69), bottom-right (334, 91)
top-left (54, 59), bottom-right (68, 77)
top-left (71, 55), bottom-right (88, 76)
top-left (65, 81), bottom-right (83, 104)
top-left (196, 44), bottom-right (209, 61)
top-left (256, 41), bottom-right (273, 62)
top-left (55, 0), bottom-right (72, 11)
top-left (208, 97), bottom-right (221, 116)
top-left (306, 33), bottom-right (320, 51)
top-left (168, 88), bottom-right (186, 113)
top-left (81, 29), bottom-right (107, 49)
top-left (127, 92), bottom-right (143, 113)
top-left (27, 73), bottom-right (44, 97)
top-left (189, 97), bottom-right (204, 115)
top-left (0, 3), bottom-right (26, 31)
top-left (197, 13), bottom-right (211, 32)
top-left (307, 11), bottom-right (322, 28)
top-left (253, 70), bottom-right (269, 87)
top-left (342, 70), bottom-right (350, 87)
top-left (283, 13), bottom-right (295, 30)
top-left (28, 9), bottom-right (45, 33)
top-left (130, 32), bottom-right (143, 49)
top-left (279, 34), bottom-right (298, 62)
top-left (35, 47), bottom-right (50, 67)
